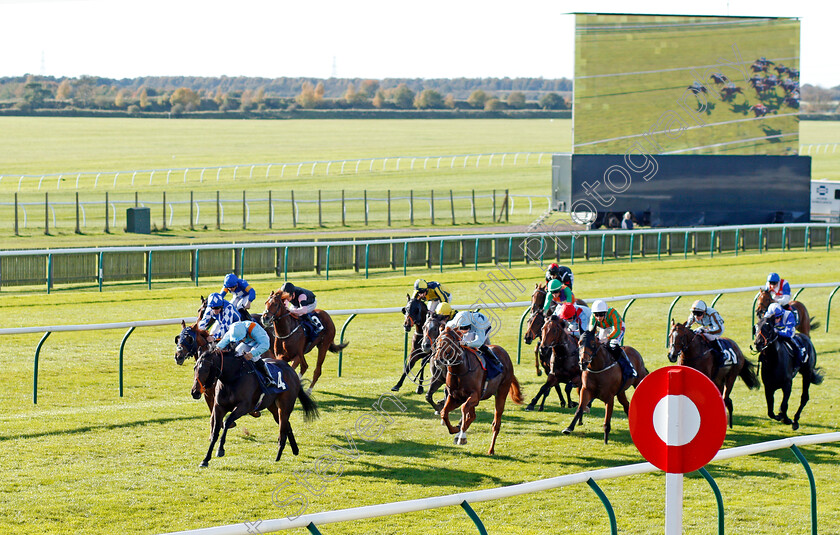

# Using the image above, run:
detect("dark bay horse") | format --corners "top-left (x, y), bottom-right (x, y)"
top-left (262, 290), bottom-right (348, 393)
top-left (753, 319), bottom-right (823, 430)
top-left (524, 284), bottom-right (548, 376)
top-left (434, 327), bottom-right (523, 455)
top-left (755, 288), bottom-right (818, 336)
top-left (392, 295), bottom-right (429, 394)
top-left (191, 347), bottom-right (319, 467)
top-left (526, 315), bottom-right (581, 411)
top-left (563, 330), bottom-right (648, 444)
top-left (196, 295), bottom-right (276, 355)
top-left (667, 321), bottom-right (760, 428)
top-left (417, 312), bottom-right (449, 413)
top-left (175, 320), bottom-right (216, 411)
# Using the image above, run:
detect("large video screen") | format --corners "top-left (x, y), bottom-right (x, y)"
top-left (574, 14), bottom-right (800, 156)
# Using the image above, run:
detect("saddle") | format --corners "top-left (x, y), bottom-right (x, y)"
top-left (299, 313), bottom-right (324, 345)
top-left (247, 359), bottom-right (288, 395)
top-left (472, 347), bottom-right (504, 397)
top-left (717, 339), bottom-right (738, 367)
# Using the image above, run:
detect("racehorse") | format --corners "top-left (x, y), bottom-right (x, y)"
top-left (262, 290), bottom-right (348, 393)
top-left (391, 295), bottom-right (428, 394)
top-left (667, 320), bottom-right (760, 428)
top-left (191, 347), bottom-right (318, 467)
top-left (175, 320), bottom-right (216, 411)
top-left (524, 284), bottom-right (548, 376)
top-left (417, 312), bottom-right (449, 413)
top-left (753, 319), bottom-right (823, 430)
top-left (195, 295), bottom-right (276, 356)
top-left (562, 330), bottom-right (648, 444)
top-left (755, 288), bottom-right (817, 336)
top-left (525, 315), bottom-right (581, 411)
top-left (433, 327), bottom-right (523, 455)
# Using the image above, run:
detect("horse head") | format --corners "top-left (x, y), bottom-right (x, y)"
top-left (421, 313), bottom-right (447, 354)
top-left (666, 320), bottom-right (693, 363)
top-left (191, 347), bottom-right (221, 399)
top-left (175, 320), bottom-right (199, 365)
top-left (578, 329), bottom-right (602, 372)
top-left (530, 283), bottom-right (547, 313)
top-left (539, 314), bottom-right (564, 361)
top-left (262, 289), bottom-right (289, 329)
top-left (402, 294), bottom-right (427, 333)
top-left (753, 318), bottom-right (776, 353)
top-left (524, 310), bottom-right (544, 345)
top-left (197, 295), bottom-right (207, 319)
top-left (433, 327), bottom-right (465, 369)
top-left (755, 288), bottom-right (773, 319)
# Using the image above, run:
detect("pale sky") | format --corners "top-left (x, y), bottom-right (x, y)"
top-left (0, 0), bottom-right (837, 87)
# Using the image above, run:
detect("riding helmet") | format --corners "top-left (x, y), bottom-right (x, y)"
top-left (223, 273), bottom-right (238, 288)
top-left (208, 293), bottom-right (226, 309)
top-left (280, 282), bottom-right (295, 295)
top-left (414, 279), bottom-right (428, 291)
top-left (547, 279), bottom-right (564, 293)
top-left (691, 300), bottom-right (707, 314)
top-left (436, 302), bottom-right (453, 317)
top-left (767, 272), bottom-right (780, 284)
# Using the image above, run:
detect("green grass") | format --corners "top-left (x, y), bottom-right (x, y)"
top-left (0, 249), bottom-right (838, 534)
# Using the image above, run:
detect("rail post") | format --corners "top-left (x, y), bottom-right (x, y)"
top-left (33, 332), bottom-right (51, 404)
top-left (98, 251), bottom-right (104, 292)
top-left (586, 478), bottom-right (618, 535)
top-left (439, 240), bottom-right (444, 273)
top-left (365, 244), bottom-right (370, 279)
top-left (460, 501), bottom-right (488, 535)
top-left (684, 231), bottom-right (689, 260)
top-left (789, 444), bottom-right (818, 535)
top-left (337, 314), bottom-right (356, 377)
top-left (147, 250), bottom-right (153, 290)
top-left (403, 330), bottom-right (409, 368)
top-left (47, 253), bottom-right (52, 294)
top-left (194, 249), bottom-right (200, 286)
top-left (826, 286), bottom-right (840, 332)
top-left (516, 306), bottom-right (531, 365)
top-left (751, 291), bottom-right (760, 337)
top-left (240, 248), bottom-right (246, 280)
top-left (621, 299), bottom-right (635, 341)
top-left (657, 232), bottom-right (662, 260)
top-left (403, 242), bottom-right (408, 276)
top-left (758, 228), bottom-right (763, 253)
top-left (325, 246), bottom-right (331, 281)
top-left (666, 295), bottom-right (681, 347)
top-left (306, 522), bottom-right (323, 535)
top-left (283, 247), bottom-right (289, 282)
top-left (601, 234), bottom-right (606, 264)
top-left (710, 230), bottom-right (716, 258)
top-left (735, 228), bottom-right (740, 256)
top-left (710, 293), bottom-right (723, 308)
top-left (698, 467), bottom-right (724, 535)
top-left (119, 326), bottom-right (135, 397)
top-left (474, 238), bottom-right (479, 270)
top-left (629, 234), bottom-right (634, 262)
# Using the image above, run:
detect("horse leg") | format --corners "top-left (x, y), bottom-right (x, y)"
top-left (298, 355), bottom-right (309, 378)
top-left (791, 376), bottom-right (812, 431)
top-left (616, 390), bottom-right (630, 415)
top-left (534, 344), bottom-right (542, 376)
top-left (439, 392), bottom-right (460, 435)
top-left (553, 384), bottom-right (565, 408)
top-left (201, 404), bottom-right (226, 467)
top-left (218, 404), bottom-right (250, 458)
top-left (456, 394), bottom-right (479, 446)
top-left (564, 382), bottom-right (578, 408)
top-left (427, 370), bottom-right (446, 414)
top-left (764, 386), bottom-right (778, 421)
top-left (525, 382), bottom-right (551, 411)
top-left (391, 372), bottom-right (408, 392)
top-left (488, 390), bottom-right (508, 455)
top-left (722, 375), bottom-right (737, 428)
top-left (778, 381), bottom-right (794, 425)
top-left (307, 344), bottom-right (329, 393)
top-left (563, 389), bottom-right (590, 435)
top-left (542, 375), bottom-right (560, 411)
top-left (603, 399), bottom-right (615, 444)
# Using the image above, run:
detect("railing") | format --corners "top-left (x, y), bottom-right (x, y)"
top-left (1, 223), bottom-right (837, 290)
top-left (1, 152), bottom-right (551, 192)
top-left (157, 432), bottom-right (840, 535)
top-left (4, 282), bottom-right (838, 404)
top-left (800, 143), bottom-right (839, 155)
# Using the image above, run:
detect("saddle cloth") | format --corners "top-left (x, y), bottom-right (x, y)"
top-left (718, 339), bottom-right (738, 367)
top-left (250, 360), bottom-right (287, 394)
top-left (475, 350), bottom-right (504, 381)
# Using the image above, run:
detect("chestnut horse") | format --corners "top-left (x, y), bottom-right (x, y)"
top-left (433, 327), bottom-right (523, 455)
top-left (526, 315), bottom-right (581, 411)
top-left (191, 347), bottom-right (318, 467)
top-left (667, 321), bottom-right (760, 428)
top-left (262, 290), bottom-right (348, 393)
top-left (753, 318), bottom-right (823, 430)
top-left (562, 330), bottom-right (648, 444)
top-left (392, 295), bottom-right (429, 394)
top-left (755, 288), bottom-right (817, 336)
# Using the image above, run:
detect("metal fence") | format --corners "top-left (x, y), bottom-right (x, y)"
top-left (2, 152), bottom-right (551, 192)
top-left (1, 189), bottom-right (553, 234)
top-left (0, 223), bottom-right (838, 291)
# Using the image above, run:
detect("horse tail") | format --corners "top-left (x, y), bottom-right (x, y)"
top-left (810, 317), bottom-right (820, 330)
top-left (508, 374), bottom-right (524, 405)
top-left (297, 388), bottom-right (320, 422)
top-left (329, 341), bottom-right (349, 353)
top-left (809, 343), bottom-right (825, 385)
top-left (739, 357), bottom-right (761, 390)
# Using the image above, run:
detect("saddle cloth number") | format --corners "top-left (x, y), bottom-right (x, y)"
top-left (722, 347), bottom-right (737, 366)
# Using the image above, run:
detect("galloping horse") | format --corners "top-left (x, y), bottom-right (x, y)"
top-left (196, 295), bottom-right (276, 354)
top-left (755, 288), bottom-right (817, 336)
top-left (391, 295), bottom-right (429, 394)
top-left (175, 320), bottom-right (216, 411)
top-left (753, 319), bottom-right (823, 430)
top-left (667, 321), bottom-right (760, 428)
top-left (262, 290), bottom-right (348, 393)
top-left (191, 347), bottom-right (319, 467)
top-left (526, 315), bottom-right (581, 411)
top-left (418, 312), bottom-right (449, 413)
top-left (433, 327), bottom-right (523, 455)
top-left (524, 284), bottom-right (548, 376)
top-left (562, 330), bottom-right (647, 443)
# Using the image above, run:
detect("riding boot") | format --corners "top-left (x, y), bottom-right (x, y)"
top-left (238, 308), bottom-right (252, 321)
top-left (255, 358), bottom-right (282, 388)
top-left (308, 313), bottom-right (323, 335)
top-left (611, 346), bottom-right (637, 380)
top-left (480, 345), bottom-right (502, 371)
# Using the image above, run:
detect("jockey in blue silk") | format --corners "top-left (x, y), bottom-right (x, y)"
top-left (764, 303), bottom-right (806, 364)
top-left (445, 310), bottom-right (502, 371)
top-left (220, 273), bottom-right (256, 317)
top-left (199, 292), bottom-right (241, 339)
top-left (765, 272), bottom-right (791, 309)
top-left (217, 320), bottom-right (282, 387)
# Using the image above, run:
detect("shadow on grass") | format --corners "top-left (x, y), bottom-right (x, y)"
top-left (0, 414), bottom-right (205, 442)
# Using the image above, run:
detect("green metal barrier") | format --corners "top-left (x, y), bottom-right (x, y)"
top-left (587, 477), bottom-right (618, 535)
top-left (665, 295), bottom-right (682, 347)
top-left (827, 286), bottom-right (840, 333)
top-left (306, 522), bottom-right (322, 535)
top-left (790, 444), bottom-right (818, 535)
top-left (698, 467), bottom-right (725, 535)
top-left (337, 314), bottom-right (356, 377)
top-left (460, 500), bottom-right (488, 535)
top-left (516, 306), bottom-right (531, 366)
top-left (710, 293), bottom-right (723, 308)
top-left (33, 331), bottom-right (51, 404)
top-left (118, 327), bottom-right (135, 397)
top-left (325, 246), bottom-right (331, 281)
top-left (621, 299), bottom-right (635, 341)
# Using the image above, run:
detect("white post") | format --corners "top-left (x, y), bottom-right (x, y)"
top-left (249, 165), bottom-right (255, 179)
top-left (200, 169), bottom-right (206, 183)
top-left (113, 172), bottom-right (119, 188)
top-left (281, 164), bottom-right (287, 178)
top-left (184, 168), bottom-right (189, 183)
top-left (233, 166), bottom-right (238, 181)
top-left (94, 173), bottom-right (100, 188)
top-left (131, 171), bottom-right (136, 186)
top-left (38, 175), bottom-right (45, 190)
top-left (396, 158), bottom-right (400, 171)
top-left (216, 168), bottom-right (221, 181)
top-left (77, 173), bottom-right (82, 188)
top-left (166, 170), bottom-right (171, 184)
top-left (355, 160), bottom-right (361, 173)
top-left (265, 164), bottom-right (272, 178)
top-left (665, 473), bottom-right (683, 535)
top-left (310, 162), bottom-right (316, 176)
top-left (149, 171), bottom-right (155, 185)
top-left (57, 175), bottom-right (62, 190)
top-left (341, 161), bottom-right (346, 174)
top-left (297, 163), bottom-right (303, 177)
top-left (326, 162), bottom-right (332, 175)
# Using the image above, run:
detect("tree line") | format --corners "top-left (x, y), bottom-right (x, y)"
top-left (0, 75), bottom-right (571, 114)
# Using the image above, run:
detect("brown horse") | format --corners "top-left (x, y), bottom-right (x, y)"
top-left (667, 321), bottom-right (760, 428)
top-left (191, 347), bottom-right (319, 467)
top-left (434, 327), bottom-right (523, 455)
top-left (562, 330), bottom-right (648, 444)
top-left (175, 320), bottom-right (216, 411)
top-left (262, 290), bottom-right (348, 393)
top-left (755, 288), bottom-right (818, 336)
top-left (524, 284), bottom-right (548, 376)
top-left (526, 315), bottom-right (581, 411)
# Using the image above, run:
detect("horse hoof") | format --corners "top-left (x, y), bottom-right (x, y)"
top-left (525, 405), bottom-right (534, 412)
top-left (217, 449), bottom-right (225, 457)
top-left (199, 460), bottom-right (209, 468)
top-left (570, 402), bottom-right (579, 408)
top-left (391, 385), bottom-right (400, 392)
top-left (538, 406), bottom-right (545, 412)
top-left (583, 407), bottom-right (590, 414)
top-left (416, 386), bottom-right (424, 394)
top-left (792, 422), bottom-right (800, 431)
top-left (454, 436), bottom-right (461, 445)
top-left (434, 410), bottom-right (440, 416)
top-left (562, 428), bottom-right (572, 435)
top-left (536, 369), bottom-right (542, 377)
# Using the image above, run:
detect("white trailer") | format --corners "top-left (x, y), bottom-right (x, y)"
top-left (811, 180), bottom-right (840, 222)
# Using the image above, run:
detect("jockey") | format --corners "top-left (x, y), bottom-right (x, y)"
top-left (765, 273), bottom-right (792, 309)
top-left (220, 273), bottom-right (256, 319)
top-left (434, 301), bottom-right (456, 321)
top-left (556, 302), bottom-right (591, 340)
top-left (764, 303), bottom-right (806, 365)
top-left (545, 263), bottom-right (574, 290)
top-left (686, 300), bottom-right (727, 366)
top-left (199, 292), bottom-right (241, 339)
top-left (446, 310), bottom-right (501, 371)
top-left (279, 282), bottom-right (322, 336)
top-left (589, 300), bottom-right (637, 379)
top-left (217, 320), bottom-right (283, 388)
top-left (413, 279), bottom-right (451, 315)
top-left (543, 279), bottom-right (574, 315)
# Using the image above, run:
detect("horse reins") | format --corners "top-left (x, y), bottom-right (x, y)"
top-left (195, 349), bottom-right (223, 395)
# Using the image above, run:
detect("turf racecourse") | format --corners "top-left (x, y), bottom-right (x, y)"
top-left (0, 250), bottom-right (838, 535)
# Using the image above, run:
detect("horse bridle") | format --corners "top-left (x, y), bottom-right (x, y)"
top-left (579, 336), bottom-right (618, 374)
top-left (433, 331), bottom-right (476, 377)
top-left (194, 349), bottom-right (222, 395)
top-left (262, 295), bottom-right (301, 339)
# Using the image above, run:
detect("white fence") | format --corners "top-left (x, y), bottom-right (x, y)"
top-left (1, 152), bottom-right (551, 192)
top-left (800, 143), bottom-right (839, 155)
